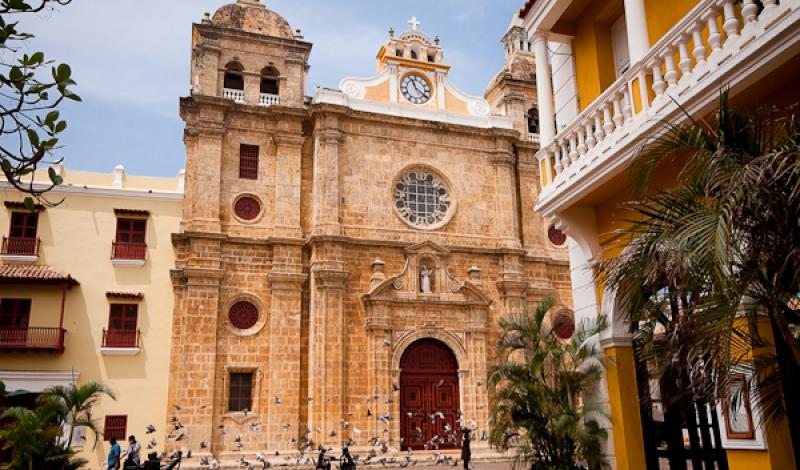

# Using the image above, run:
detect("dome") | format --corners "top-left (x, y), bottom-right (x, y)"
top-left (211, 0), bottom-right (293, 39)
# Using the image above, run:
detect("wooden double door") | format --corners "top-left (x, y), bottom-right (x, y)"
top-left (400, 339), bottom-right (461, 450)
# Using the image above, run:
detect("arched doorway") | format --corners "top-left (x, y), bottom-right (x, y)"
top-left (400, 339), bottom-right (460, 450)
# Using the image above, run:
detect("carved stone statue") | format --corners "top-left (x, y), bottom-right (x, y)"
top-left (420, 266), bottom-right (433, 293)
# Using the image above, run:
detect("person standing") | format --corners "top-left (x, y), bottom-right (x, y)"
top-left (125, 435), bottom-right (141, 468)
top-left (107, 437), bottom-right (122, 470)
top-left (460, 428), bottom-right (472, 470)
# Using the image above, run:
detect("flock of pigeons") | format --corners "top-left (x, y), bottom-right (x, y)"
top-left (140, 382), bottom-right (490, 470)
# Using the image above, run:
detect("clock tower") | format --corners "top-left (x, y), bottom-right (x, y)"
top-left (336, 17), bottom-right (492, 118)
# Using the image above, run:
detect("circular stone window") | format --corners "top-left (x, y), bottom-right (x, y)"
top-left (228, 301), bottom-right (259, 330)
top-left (233, 196), bottom-right (261, 221)
top-left (394, 169), bottom-right (452, 228)
top-left (548, 225), bottom-right (567, 246)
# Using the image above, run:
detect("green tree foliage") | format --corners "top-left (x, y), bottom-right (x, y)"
top-left (0, 0), bottom-right (78, 207)
top-left (598, 91), bottom-right (800, 429)
top-left (488, 297), bottom-right (609, 470)
top-left (41, 381), bottom-right (116, 448)
top-left (0, 380), bottom-right (115, 470)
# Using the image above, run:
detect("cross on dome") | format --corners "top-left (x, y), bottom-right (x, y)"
top-left (408, 16), bottom-right (421, 31)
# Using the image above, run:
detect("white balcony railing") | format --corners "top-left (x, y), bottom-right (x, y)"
top-left (259, 93), bottom-right (280, 106)
top-left (223, 88), bottom-right (246, 103)
top-left (529, 133), bottom-right (540, 144)
top-left (536, 0), bottom-right (798, 213)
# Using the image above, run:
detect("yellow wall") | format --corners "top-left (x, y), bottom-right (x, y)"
top-left (0, 169), bottom-right (181, 467)
top-left (643, 0), bottom-right (698, 47)
top-left (572, 1), bottom-right (620, 111)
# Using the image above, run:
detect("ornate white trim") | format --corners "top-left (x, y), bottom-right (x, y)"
top-left (339, 68), bottom-right (391, 101)
top-left (443, 78), bottom-right (490, 117)
top-left (0, 370), bottom-right (79, 392)
top-left (313, 88), bottom-right (513, 129)
top-left (0, 182), bottom-right (183, 201)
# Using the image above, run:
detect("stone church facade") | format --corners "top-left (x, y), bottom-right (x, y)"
top-left (167, 0), bottom-right (570, 460)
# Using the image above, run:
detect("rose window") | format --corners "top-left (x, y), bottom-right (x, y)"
top-left (234, 196), bottom-right (261, 221)
top-left (394, 170), bottom-right (451, 228)
top-left (228, 301), bottom-right (259, 330)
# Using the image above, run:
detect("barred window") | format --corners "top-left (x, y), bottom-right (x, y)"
top-left (394, 170), bottom-right (451, 228)
top-left (103, 415), bottom-right (127, 441)
top-left (228, 372), bottom-right (253, 412)
top-left (239, 144), bottom-right (259, 180)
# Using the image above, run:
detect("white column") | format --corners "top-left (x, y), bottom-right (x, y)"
top-left (623, 0), bottom-right (651, 63)
top-left (533, 31), bottom-right (556, 145)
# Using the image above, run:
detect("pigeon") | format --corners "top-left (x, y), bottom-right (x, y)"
top-left (383, 337), bottom-right (391, 347)
top-left (146, 424), bottom-right (156, 434)
top-left (201, 441), bottom-right (209, 449)
top-left (200, 457), bottom-right (210, 466)
top-left (392, 383), bottom-right (400, 392)
top-left (436, 379), bottom-right (444, 388)
top-left (367, 409), bottom-right (373, 417)
top-left (475, 380), bottom-right (483, 387)
top-left (147, 439), bottom-right (157, 449)
top-left (275, 396), bottom-right (281, 404)
top-left (174, 405), bottom-right (183, 411)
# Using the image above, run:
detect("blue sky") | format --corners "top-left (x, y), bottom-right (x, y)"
top-left (23, 0), bottom-right (522, 177)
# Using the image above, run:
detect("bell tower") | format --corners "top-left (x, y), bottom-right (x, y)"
top-left (189, 0), bottom-right (311, 108)
top-left (485, 14), bottom-right (539, 140)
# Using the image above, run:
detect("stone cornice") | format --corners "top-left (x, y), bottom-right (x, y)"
top-left (268, 272), bottom-right (308, 289)
top-left (273, 134), bottom-right (306, 148)
top-left (312, 268), bottom-right (351, 288)
top-left (195, 23), bottom-right (312, 54)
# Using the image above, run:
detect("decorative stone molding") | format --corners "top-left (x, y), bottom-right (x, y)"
top-left (222, 293), bottom-right (267, 337)
top-left (390, 164), bottom-right (458, 231)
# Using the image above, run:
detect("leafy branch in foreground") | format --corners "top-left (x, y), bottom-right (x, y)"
top-left (0, 0), bottom-right (78, 207)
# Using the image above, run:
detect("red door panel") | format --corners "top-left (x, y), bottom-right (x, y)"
top-left (399, 339), bottom-right (460, 450)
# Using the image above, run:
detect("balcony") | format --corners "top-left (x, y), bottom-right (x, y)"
top-left (0, 327), bottom-right (65, 353)
top-left (100, 329), bottom-right (140, 356)
top-left (535, 0), bottom-right (800, 217)
top-left (1, 237), bottom-right (40, 264)
top-left (259, 93), bottom-right (280, 106)
top-left (223, 88), bottom-right (246, 103)
top-left (528, 133), bottom-right (540, 144)
top-left (111, 241), bottom-right (147, 267)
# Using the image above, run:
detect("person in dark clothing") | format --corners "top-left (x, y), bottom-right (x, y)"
top-left (461, 428), bottom-right (472, 470)
top-left (316, 447), bottom-right (331, 470)
top-left (341, 446), bottom-right (356, 470)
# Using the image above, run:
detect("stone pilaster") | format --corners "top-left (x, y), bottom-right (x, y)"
top-left (181, 125), bottom-right (225, 234)
top-left (273, 135), bottom-right (305, 239)
top-left (491, 139), bottom-right (522, 249)
top-left (166, 256), bottom-right (224, 457)
top-left (307, 241), bottom-right (350, 444)
top-left (266, 242), bottom-right (307, 450)
top-left (515, 140), bottom-right (547, 254)
top-left (312, 128), bottom-right (343, 237)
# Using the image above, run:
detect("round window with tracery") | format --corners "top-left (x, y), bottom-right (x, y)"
top-left (228, 301), bottom-right (259, 330)
top-left (394, 170), bottom-right (451, 228)
top-left (234, 196), bottom-right (261, 221)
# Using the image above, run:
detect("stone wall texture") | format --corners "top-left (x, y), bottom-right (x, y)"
top-left (168, 10), bottom-right (570, 460)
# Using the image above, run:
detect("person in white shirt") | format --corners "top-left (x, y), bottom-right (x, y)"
top-left (125, 435), bottom-right (141, 467)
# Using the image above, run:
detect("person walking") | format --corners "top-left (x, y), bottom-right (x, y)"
top-left (107, 437), bottom-right (122, 470)
top-left (125, 435), bottom-right (141, 468)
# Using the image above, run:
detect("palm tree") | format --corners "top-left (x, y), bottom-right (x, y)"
top-left (488, 297), bottom-right (609, 470)
top-left (597, 91), bottom-right (800, 462)
top-left (0, 398), bottom-right (86, 470)
top-left (41, 381), bottom-right (116, 448)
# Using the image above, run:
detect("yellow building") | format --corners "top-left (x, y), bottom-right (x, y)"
top-left (522, 0), bottom-right (800, 469)
top-left (0, 165), bottom-right (183, 467)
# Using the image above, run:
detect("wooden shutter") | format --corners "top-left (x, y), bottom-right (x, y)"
top-left (0, 299), bottom-right (31, 328)
top-left (103, 415), bottom-right (127, 441)
top-left (239, 145), bottom-right (259, 180)
top-left (9, 211), bottom-right (38, 239)
top-left (108, 304), bottom-right (138, 331)
top-left (115, 218), bottom-right (147, 243)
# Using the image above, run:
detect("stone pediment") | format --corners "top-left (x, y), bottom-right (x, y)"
top-left (362, 242), bottom-right (491, 307)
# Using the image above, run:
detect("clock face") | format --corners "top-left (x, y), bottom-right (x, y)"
top-left (400, 74), bottom-right (432, 104)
